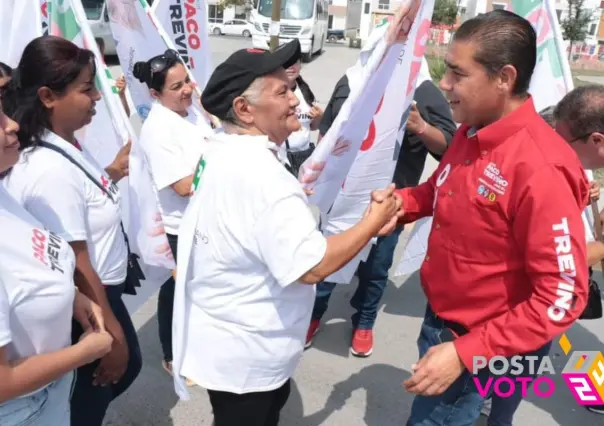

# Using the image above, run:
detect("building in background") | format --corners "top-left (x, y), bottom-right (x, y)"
top-left (328, 0), bottom-right (362, 31)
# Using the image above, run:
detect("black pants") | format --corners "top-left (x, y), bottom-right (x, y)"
top-left (208, 380), bottom-right (291, 426)
top-left (70, 282), bottom-right (142, 426)
top-left (158, 233), bottom-right (178, 362)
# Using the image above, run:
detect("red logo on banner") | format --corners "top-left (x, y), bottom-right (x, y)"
top-left (360, 95), bottom-right (385, 151)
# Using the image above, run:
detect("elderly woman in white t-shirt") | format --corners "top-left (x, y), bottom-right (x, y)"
top-left (170, 17), bottom-right (418, 421)
top-left (0, 98), bottom-right (112, 424)
top-left (1, 36), bottom-right (141, 426)
top-left (133, 49), bottom-right (212, 380)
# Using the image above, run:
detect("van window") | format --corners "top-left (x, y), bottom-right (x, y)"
top-left (83, 0), bottom-right (104, 20)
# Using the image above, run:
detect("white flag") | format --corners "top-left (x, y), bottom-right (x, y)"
top-left (395, 0), bottom-right (580, 277)
top-left (321, 3), bottom-right (434, 284)
top-left (0, 0), bottom-right (44, 67)
top-left (152, 0), bottom-right (213, 90)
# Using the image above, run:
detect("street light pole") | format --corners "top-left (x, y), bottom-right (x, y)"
top-left (269, 0), bottom-right (282, 51)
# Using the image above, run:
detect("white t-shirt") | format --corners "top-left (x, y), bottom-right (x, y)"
top-left (0, 186), bottom-right (75, 365)
top-left (286, 86), bottom-right (313, 152)
top-left (139, 102), bottom-right (211, 235)
top-left (3, 133), bottom-right (128, 285)
top-left (178, 133), bottom-right (327, 394)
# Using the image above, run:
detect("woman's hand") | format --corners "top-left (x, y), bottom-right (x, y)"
top-left (73, 291), bottom-right (105, 333)
top-left (105, 140), bottom-right (132, 182)
top-left (590, 180), bottom-right (600, 203)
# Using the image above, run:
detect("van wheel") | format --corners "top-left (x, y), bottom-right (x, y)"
top-left (302, 38), bottom-right (314, 62)
top-left (242, 30), bottom-right (251, 37)
top-left (213, 27), bottom-right (222, 35)
top-left (328, 35), bottom-right (337, 43)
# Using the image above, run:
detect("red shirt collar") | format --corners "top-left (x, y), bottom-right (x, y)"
top-left (463, 96), bottom-right (538, 150)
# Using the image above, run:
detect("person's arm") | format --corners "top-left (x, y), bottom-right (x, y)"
top-left (144, 133), bottom-right (197, 197)
top-left (104, 140), bottom-right (131, 184)
top-left (394, 166), bottom-right (439, 224)
top-left (254, 184), bottom-right (399, 287)
top-left (0, 278), bottom-right (112, 403)
top-left (587, 241), bottom-right (604, 266)
top-left (453, 165), bottom-right (589, 370)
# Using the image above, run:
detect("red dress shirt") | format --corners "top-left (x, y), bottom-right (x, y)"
top-left (396, 97), bottom-right (589, 370)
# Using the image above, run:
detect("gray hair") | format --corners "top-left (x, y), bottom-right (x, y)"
top-left (554, 84), bottom-right (604, 139)
top-left (223, 77), bottom-right (265, 126)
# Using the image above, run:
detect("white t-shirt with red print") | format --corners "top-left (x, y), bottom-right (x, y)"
top-left (0, 186), bottom-right (75, 364)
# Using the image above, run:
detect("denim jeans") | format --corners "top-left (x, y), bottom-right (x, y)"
top-left (406, 305), bottom-right (553, 426)
top-left (70, 282), bottom-right (142, 426)
top-left (158, 233), bottom-right (178, 363)
top-left (311, 226), bottom-right (403, 329)
top-left (0, 371), bottom-right (75, 426)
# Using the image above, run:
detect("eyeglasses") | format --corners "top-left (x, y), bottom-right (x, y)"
top-left (149, 49), bottom-right (180, 80)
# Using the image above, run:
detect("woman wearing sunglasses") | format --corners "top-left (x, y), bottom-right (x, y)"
top-left (0, 36), bottom-right (142, 426)
top-left (133, 49), bottom-right (212, 381)
top-left (0, 104), bottom-right (113, 426)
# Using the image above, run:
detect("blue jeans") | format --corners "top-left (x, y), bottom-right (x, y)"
top-left (311, 226), bottom-right (403, 329)
top-left (70, 282), bottom-right (142, 426)
top-left (406, 306), bottom-right (552, 426)
top-left (0, 371), bottom-right (75, 426)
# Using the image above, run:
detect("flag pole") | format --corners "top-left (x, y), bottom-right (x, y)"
top-left (269, 0), bottom-right (282, 51)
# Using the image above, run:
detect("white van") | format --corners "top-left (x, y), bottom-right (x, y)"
top-left (83, 0), bottom-right (116, 56)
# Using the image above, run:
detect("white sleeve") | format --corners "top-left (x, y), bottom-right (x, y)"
top-left (144, 133), bottom-right (194, 191)
top-left (25, 168), bottom-right (88, 242)
top-left (0, 275), bottom-right (12, 348)
top-left (254, 191), bottom-right (327, 287)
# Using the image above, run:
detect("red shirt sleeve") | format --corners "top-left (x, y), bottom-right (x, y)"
top-left (395, 171), bottom-right (437, 224)
top-left (454, 165), bottom-right (590, 371)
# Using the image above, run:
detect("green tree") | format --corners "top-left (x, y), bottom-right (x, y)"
top-left (560, 0), bottom-right (595, 60)
top-left (432, 0), bottom-right (459, 26)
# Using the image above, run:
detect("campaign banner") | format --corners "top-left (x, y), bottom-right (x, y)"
top-left (41, 0), bottom-right (49, 36)
top-left (152, 0), bottom-right (212, 90)
top-left (299, 0), bottom-right (426, 215)
top-left (51, 0), bottom-right (174, 297)
top-left (0, 0), bottom-right (44, 67)
top-left (395, 0), bottom-right (580, 277)
top-left (320, 4), bottom-right (434, 284)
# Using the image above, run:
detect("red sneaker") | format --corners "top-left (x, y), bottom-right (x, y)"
top-left (305, 319), bottom-right (320, 349)
top-left (351, 329), bottom-right (373, 357)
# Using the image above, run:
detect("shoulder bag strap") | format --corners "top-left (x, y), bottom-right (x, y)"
top-left (38, 141), bottom-right (132, 253)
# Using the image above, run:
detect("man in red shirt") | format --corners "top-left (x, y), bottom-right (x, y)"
top-left (392, 10), bottom-right (589, 426)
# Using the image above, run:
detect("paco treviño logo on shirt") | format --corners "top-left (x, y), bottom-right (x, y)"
top-left (190, 156), bottom-right (207, 196)
top-left (32, 228), bottom-right (68, 274)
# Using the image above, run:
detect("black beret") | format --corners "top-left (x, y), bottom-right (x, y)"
top-left (201, 39), bottom-right (302, 120)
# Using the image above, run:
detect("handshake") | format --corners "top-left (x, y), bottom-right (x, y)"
top-left (364, 183), bottom-right (404, 237)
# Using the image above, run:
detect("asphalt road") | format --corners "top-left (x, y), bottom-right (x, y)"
top-left (102, 37), bottom-right (604, 425)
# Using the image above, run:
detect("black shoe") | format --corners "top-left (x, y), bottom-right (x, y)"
top-left (586, 404), bottom-right (604, 414)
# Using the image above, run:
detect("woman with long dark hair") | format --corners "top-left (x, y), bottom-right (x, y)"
top-left (133, 49), bottom-right (211, 382)
top-left (0, 62), bottom-right (12, 88)
top-left (1, 36), bottom-right (141, 426)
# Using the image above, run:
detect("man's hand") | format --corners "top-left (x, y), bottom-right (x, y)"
top-left (365, 184), bottom-right (404, 236)
top-left (386, 0), bottom-right (421, 45)
top-left (310, 104), bottom-right (324, 120)
top-left (590, 180), bottom-right (600, 203)
top-left (406, 102), bottom-right (427, 135)
top-left (403, 342), bottom-right (465, 396)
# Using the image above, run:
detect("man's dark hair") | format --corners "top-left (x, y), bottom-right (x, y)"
top-left (554, 84), bottom-right (604, 139)
top-left (539, 106), bottom-right (556, 128)
top-left (453, 9), bottom-right (537, 95)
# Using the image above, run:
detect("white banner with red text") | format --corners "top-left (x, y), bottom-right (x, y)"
top-left (0, 0), bottom-right (44, 67)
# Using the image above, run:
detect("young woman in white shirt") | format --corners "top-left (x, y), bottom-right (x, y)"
top-left (0, 99), bottom-right (113, 424)
top-left (0, 36), bottom-right (142, 426)
top-left (133, 50), bottom-right (211, 379)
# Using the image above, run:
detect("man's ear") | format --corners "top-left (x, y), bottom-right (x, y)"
top-left (232, 97), bottom-right (254, 125)
top-left (498, 65), bottom-right (518, 96)
top-left (592, 132), bottom-right (604, 146)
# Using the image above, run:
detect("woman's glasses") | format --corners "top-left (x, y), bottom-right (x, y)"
top-left (149, 49), bottom-right (180, 80)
